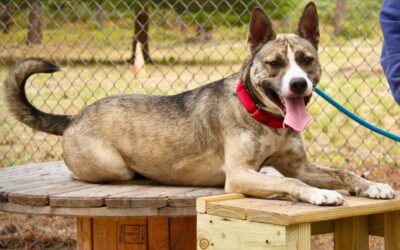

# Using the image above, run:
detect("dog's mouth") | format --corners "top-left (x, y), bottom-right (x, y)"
top-left (264, 87), bottom-right (285, 112)
top-left (264, 87), bottom-right (313, 132)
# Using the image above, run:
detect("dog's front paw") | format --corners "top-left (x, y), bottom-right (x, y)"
top-left (360, 183), bottom-right (395, 199)
top-left (305, 189), bottom-right (344, 206)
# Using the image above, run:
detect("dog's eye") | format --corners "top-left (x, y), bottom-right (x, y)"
top-left (266, 60), bottom-right (283, 68)
top-left (301, 56), bottom-right (314, 66)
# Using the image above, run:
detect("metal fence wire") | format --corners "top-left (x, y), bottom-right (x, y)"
top-left (0, 0), bottom-right (398, 248)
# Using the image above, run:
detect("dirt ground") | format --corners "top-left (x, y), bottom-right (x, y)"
top-left (0, 213), bottom-right (76, 249)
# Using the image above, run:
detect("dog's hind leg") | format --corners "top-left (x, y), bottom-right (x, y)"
top-left (63, 136), bottom-right (135, 183)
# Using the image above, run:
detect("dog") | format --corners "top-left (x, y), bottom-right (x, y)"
top-left (4, 2), bottom-right (395, 205)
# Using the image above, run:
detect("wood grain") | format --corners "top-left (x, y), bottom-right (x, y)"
top-left (334, 216), bottom-right (369, 250)
top-left (0, 202), bottom-right (159, 217)
top-left (158, 206), bottom-right (196, 216)
top-left (77, 217), bottom-right (93, 250)
top-left (170, 216), bottom-right (196, 250)
top-left (93, 217), bottom-right (118, 250)
top-left (384, 211), bottom-right (400, 250)
top-left (106, 186), bottom-right (201, 209)
top-left (0, 161), bottom-right (224, 217)
top-left (168, 188), bottom-right (225, 207)
top-left (287, 223), bottom-right (311, 250)
top-left (0, 163), bottom-right (72, 202)
top-left (205, 194), bottom-right (400, 226)
top-left (196, 193), bottom-right (245, 214)
top-left (50, 184), bottom-right (151, 207)
top-left (8, 180), bottom-right (97, 206)
top-left (197, 213), bottom-right (286, 250)
top-left (148, 217), bottom-right (169, 250)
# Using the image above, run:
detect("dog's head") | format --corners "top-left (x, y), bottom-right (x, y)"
top-left (241, 2), bottom-right (321, 131)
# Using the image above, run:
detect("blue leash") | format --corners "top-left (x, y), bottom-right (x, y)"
top-left (314, 87), bottom-right (400, 142)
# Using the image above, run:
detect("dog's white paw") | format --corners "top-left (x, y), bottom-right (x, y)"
top-left (306, 189), bottom-right (344, 206)
top-left (361, 183), bottom-right (395, 199)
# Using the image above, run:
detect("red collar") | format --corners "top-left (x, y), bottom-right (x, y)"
top-left (236, 79), bottom-right (287, 129)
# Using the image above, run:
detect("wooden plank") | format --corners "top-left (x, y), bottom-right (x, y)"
top-left (0, 166), bottom-right (61, 182)
top-left (148, 217), bottom-right (169, 250)
top-left (0, 202), bottom-right (159, 217)
top-left (0, 162), bottom-right (71, 203)
top-left (0, 162), bottom-right (69, 183)
top-left (197, 213), bottom-right (286, 250)
top-left (384, 211), bottom-right (400, 250)
top-left (93, 217), bottom-right (118, 250)
top-left (168, 187), bottom-right (225, 207)
top-left (170, 216), bottom-right (197, 250)
top-left (196, 193), bottom-right (245, 214)
top-left (207, 193), bottom-right (400, 226)
top-left (206, 201), bottom-right (248, 220)
top-left (106, 186), bottom-right (201, 209)
top-left (158, 206), bottom-right (196, 216)
top-left (0, 161), bottom-right (65, 174)
top-left (0, 162), bottom-right (68, 183)
top-left (0, 167), bottom-right (70, 199)
top-left (0, 176), bottom-right (71, 202)
top-left (0, 173), bottom-right (70, 188)
top-left (8, 180), bottom-right (98, 206)
top-left (334, 216), bottom-right (369, 250)
top-left (368, 213), bottom-right (383, 237)
top-left (77, 217), bottom-right (93, 250)
top-left (286, 223), bottom-right (311, 250)
top-left (206, 197), bottom-right (288, 221)
top-left (116, 217), bottom-right (148, 250)
top-left (50, 183), bottom-right (151, 208)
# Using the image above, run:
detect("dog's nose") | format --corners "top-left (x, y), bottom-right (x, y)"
top-left (290, 77), bottom-right (307, 94)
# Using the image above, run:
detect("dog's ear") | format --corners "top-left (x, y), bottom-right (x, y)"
top-left (298, 2), bottom-right (319, 50)
top-left (248, 8), bottom-right (276, 54)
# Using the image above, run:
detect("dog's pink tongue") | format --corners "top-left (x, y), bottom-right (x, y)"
top-left (283, 97), bottom-right (312, 132)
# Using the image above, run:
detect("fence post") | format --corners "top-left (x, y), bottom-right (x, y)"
top-left (27, 2), bottom-right (42, 45)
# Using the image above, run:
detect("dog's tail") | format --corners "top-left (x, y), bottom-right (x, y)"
top-left (4, 58), bottom-right (72, 136)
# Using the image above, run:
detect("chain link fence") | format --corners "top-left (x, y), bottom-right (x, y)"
top-left (0, 0), bottom-right (398, 248)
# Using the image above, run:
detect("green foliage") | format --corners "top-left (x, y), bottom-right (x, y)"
top-left (316, 0), bottom-right (381, 38)
top-left (173, 0), bottom-right (295, 29)
top-left (341, 1), bottom-right (381, 38)
top-left (5, 0), bottom-right (382, 39)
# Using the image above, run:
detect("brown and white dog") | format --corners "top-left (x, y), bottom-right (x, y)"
top-left (4, 2), bottom-right (395, 205)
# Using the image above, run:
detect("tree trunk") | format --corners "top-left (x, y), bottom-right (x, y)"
top-left (130, 5), bottom-right (151, 64)
top-left (95, 3), bottom-right (106, 28)
top-left (27, 2), bottom-right (43, 45)
top-left (0, 3), bottom-right (13, 33)
top-left (195, 25), bottom-right (212, 43)
top-left (173, 6), bottom-right (186, 32)
top-left (335, 0), bottom-right (346, 36)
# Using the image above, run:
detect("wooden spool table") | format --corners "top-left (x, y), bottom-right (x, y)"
top-left (0, 161), bottom-right (225, 250)
top-left (197, 193), bottom-right (400, 250)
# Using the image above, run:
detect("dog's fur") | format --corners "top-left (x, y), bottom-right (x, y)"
top-left (4, 2), bottom-right (395, 205)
